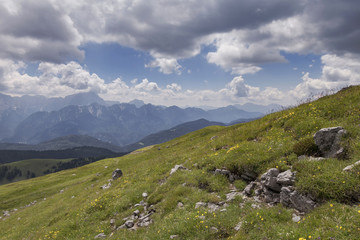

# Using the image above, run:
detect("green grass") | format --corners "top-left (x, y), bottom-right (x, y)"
top-left (1, 86), bottom-right (360, 239)
top-left (0, 158), bottom-right (73, 185)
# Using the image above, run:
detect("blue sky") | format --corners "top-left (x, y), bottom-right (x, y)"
top-left (0, 0), bottom-right (359, 107)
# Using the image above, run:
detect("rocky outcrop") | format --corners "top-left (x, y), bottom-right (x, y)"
top-left (243, 168), bottom-right (316, 213)
top-left (314, 127), bottom-right (347, 158)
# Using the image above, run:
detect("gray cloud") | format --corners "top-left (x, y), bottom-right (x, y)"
top-left (0, 0), bottom-right (359, 75)
top-left (304, 0), bottom-right (360, 54)
top-left (0, 0), bottom-right (83, 63)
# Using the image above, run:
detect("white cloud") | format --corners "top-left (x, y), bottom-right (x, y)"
top-left (290, 53), bottom-right (360, 101)
top-left (145, 57), bottom-right (182, 75)
top-left (166, 83), bottom-right (182, 92)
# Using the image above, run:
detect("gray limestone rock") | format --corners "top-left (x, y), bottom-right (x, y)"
top-left (276, 170), bottom-right (296, 186)
top-left (314, 127), bottom-right (347, 158)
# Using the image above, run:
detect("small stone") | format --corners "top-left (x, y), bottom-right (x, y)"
top-left (195, 202), bottom-right (207, 209)
top-left (125, 220), bottom-right (134, 228)
top-left (207, 203), bottom-right (220, 212)
top-left (3, 211), bottom-right (10, 217)
top-left (170, 165), bottom-right (188, 175)
top-left (94, 233), bottom-right (106, 239)
top-left (177, 202), bottom-right (184, 208)
top-left (170, 235), bottom-right (179, 239)
top-left (142, 192), bottom-right (148, 198)
top-left (133, 210), bottom-right (140, 216)
top-left (117, 224), bottom-right (127, 230)
top-left (110, 219), bottom-right (116, 225)
top-left (210, 227), bottom-right (218, 232)
top-left (343, 160), bottom-right (360, 172)
top-left (292, 214), bottom-right (301, 223)
top-left (59, 189), bottom-right (64, 194)
top-left (234, 221), bottom-right (242, 231)
top-left (251, 203), bottom-right (260, 209)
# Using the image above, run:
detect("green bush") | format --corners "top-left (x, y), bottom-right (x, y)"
top-left (293, 136), bottom-right (319, 156)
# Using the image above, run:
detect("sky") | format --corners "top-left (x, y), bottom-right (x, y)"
top-left (0, 0), bottom-right (359, 107)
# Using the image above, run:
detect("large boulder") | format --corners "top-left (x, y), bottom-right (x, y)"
top-left (314, 127), bottom-right (347, 158)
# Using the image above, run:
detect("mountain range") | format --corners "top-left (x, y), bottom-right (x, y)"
top-left (0, 92), bottom-right (277, 148)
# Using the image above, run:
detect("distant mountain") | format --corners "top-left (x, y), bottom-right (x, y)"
top-left (0, 92), bottom-right (117, 140)
top-left (207, 105), bottom-right (263, 123)
top-left (234, 103), bottom-right (282, 114)
top-left (4, 102), bottom-right (262, 146)
top-left (122, 118), bottom-right (226, 152)
top-left (128, 99), bottom-right (145, 108)
top-left (0, 135), bottom-right (123, 152)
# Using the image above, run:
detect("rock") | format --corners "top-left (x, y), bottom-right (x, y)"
top-left (292, 214), bottom-right (301, 223)
top-left (280, 186), bottom-right (294, 208)
top-left (263, 187), bottom-right (280, 203)
top-left (314, 126), bottom-right (347, 158)
top-left (210, 227), bottom-right (218, 232)
top-left (240, 171), bottom-right (257, 181)
top-left (226, 191), bottom-right (242, 201)
top-left (299, 156), bottom-right (326, 161)
top-left (343, 160), bottom-right (360, 172)
top-left (251, 203), bottom-right (260, 209)
top-left (195, 202), bottom-right (207, 209)
top-left (289, 191), bottom-right (316, 213)
top-left (112, 169), bottom-right (123, 180)
top-left (170, 235), bottom-right (179, 239)
top-left (261, 168), bottom-right (281, 192)
top-left (94, 233), bottom-right (106, 239)
top-left (177, 202), bottom-right (184, 208)
top-left (3, 211), bottom-right (10, 217)
top-left (110, 219), bottom-right (116, 226)
top-left (125, 220), bottom-right (134, 228)
top-left (117, 224), bottom-right (127, 230)
top-left (234, 221), bottom-right (242, 231)
top-left (276, 170), bottom-right (296, 186)
top-left (207, 203), bottom-right (220, 212)
top-left (142, 192), bottom-right (148, 198)
top-left (170, 165), bottom-right (188, 175)
top-left (100, 183), bottom-right (111, 189)
top-left (133, 210), bottom-right (140, 216)
top-left (59, 189), bottom-right (64, 194)
top-left (243, 181), bottom-right (258, 196)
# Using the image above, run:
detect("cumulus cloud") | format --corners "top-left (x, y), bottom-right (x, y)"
top-left (145, 57), bottom-right (182, 75)
top-left (290, 53), bottom-right (360, 100)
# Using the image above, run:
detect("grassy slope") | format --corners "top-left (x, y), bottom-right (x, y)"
top-left (1, 86), bottom-right (360, 239)
top-left (0, 158), bottom-right (73, 185)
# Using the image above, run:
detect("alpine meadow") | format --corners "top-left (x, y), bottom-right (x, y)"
top-left (1, 86), bottom-right (360, 240)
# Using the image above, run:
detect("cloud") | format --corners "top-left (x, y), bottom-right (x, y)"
top-left (290, 53), bottom-right (360, 100)
top-left (0, 0), bottom-right (83, 63)
top-left (145, 57), bottom-right (182, 75)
